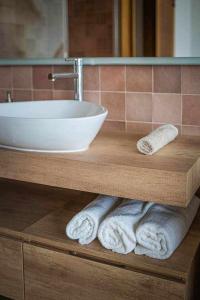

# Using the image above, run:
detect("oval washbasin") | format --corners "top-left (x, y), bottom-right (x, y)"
top-left (0, 100), bottom-right (107, 153)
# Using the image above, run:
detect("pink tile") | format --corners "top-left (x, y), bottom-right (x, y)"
top-left (101, 92), bottom-right (125, 121)
top-left (182, 125), bottom-right (200, 136)
top-left (153, 66), bottom-right (181, 93)
top-left (126, 93), bottom-right (152, 122)
top-left (182, 95), bottom-right (200, 126)
top-left (53, 66), bottom-right (74, 90)
top-left (126, 66), bottom-right (152, 92)
top-left (0, 67), bottom-right (12, 88)
top-left (13, 89), bottom-right (32, 101)
top-left (152, 94), bottom-right (182, 124)
top-left (53, 90), bottom-right (74, 100)
top-left (0, 89), bottom-right (7, 101)
top-left (126, 122), bottom-right (152, 134)
top-left (83, 66), bottom-right (99, 91)
top-left (83, 91), bottom-right (100, 104)
top-left (33, 66), bottom-right (53, 90)
top-left (100, 66), bottom-right (125, 91)
top-left (12, 66), bottom-right (32, 89)
top-left (182, 66), bottom-right (200, 94)
top-left (101, 121), bottom-right (125, 132)
top-left (33, 90), bottom-right (53, 101)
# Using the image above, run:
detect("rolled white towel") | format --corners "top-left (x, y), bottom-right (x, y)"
top-left (135, 195), bottom-right (200, 259)
top-left (98, 199), bottom-right (153, 254)
top-left (137, 124), bottom-right (178, 155)
top-left (66, 194), bottom-right (119, 245)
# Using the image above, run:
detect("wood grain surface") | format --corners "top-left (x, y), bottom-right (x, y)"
top-left (24, 191), bottom-right (200, 283)
top-left (0, 178), bottom-right (82, 239)
top-left (0, 131), bottom-right (199, 206)
top-left (24, 243), bottom-right (185, 300)
top-left (0, 236), bottom-right (24, 300)
top-left (0, 179), bottom-right (199, 299)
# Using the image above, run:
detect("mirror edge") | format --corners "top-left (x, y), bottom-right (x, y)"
top-left (1, 57), bottom-right (200, 65)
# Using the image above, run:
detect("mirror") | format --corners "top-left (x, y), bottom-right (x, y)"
top-left (0, 0), bottom-right (67, 59)
top-left (0, 0), bottom-right (200, 60)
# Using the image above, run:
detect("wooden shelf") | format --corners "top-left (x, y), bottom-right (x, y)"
top-left (24, 195), bottom-right (200, 283)
top-left (0, 131), bottom-right (199, 206)
top-left (0, 179), bottom-right (199, 285)
top-left (0, 179), bottom-right (85, 240)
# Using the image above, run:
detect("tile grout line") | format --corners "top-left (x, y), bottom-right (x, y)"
top-left (182, 125), bottom-right (200, 128)
top-left (1, 85), bottom-right (200, 97)
top-left (105, 119), bottom-right (179, 125)
top-left (106, 119), bottom-right (126, 122)
top-left (98, 66), bottom-right (101, 105)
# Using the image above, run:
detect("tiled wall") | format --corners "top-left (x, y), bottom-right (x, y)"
top-left (0, 65), bottom-right (200, 136)
top-left (68, 0), bottom-right (114, 57)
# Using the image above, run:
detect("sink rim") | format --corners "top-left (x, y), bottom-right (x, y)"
top-left (0, 99), bottom-right (108, 120)
top-left (0, 144), bottom-right (89, 153)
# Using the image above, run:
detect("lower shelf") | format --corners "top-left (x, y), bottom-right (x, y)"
top-left (0, 179), bottom-right (199, 300)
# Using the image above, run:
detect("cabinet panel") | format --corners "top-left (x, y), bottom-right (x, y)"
top-left (0, 236), bottom-right (24, 300)
top-left (24, 243), bottom-right (185, 300)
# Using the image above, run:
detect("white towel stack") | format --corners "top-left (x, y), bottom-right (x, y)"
top-left (137, 124), bottom-right (178, 155)
top-left (135, 195), bottom-right (200, 259)
top-left (66, 192), bottom-right (200, 260)
top-left (66, 194), bottom-right (119, 245)
top-left (98, 200), bottom-right (153, 254)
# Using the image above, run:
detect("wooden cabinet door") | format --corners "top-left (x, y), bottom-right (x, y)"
top-left (0, 236), bottom-right (24, 300)
top-left (24, 243), bottom-right (186, 300)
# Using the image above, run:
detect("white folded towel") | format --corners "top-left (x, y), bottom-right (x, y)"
top-left (66, 194), bottom-right (119, 245)
top-left (137, 124), bottom-right (178, 155)
top-left (135, 195), bottom-right (200, 259)
top-left (98, 199), bottom-right (153, 254)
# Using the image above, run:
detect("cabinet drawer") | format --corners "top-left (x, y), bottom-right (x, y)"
top-left (24, 243), bottom-right (186, 300)
top-left (0, 236), bottom-right (24, 300)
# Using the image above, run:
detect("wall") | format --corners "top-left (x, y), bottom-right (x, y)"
top-left (175, 0), bottom-right (200, 57)
top-left (0, 64), bottom-right (200, 136)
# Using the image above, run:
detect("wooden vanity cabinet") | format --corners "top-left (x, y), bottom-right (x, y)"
top-left (22, 206), bottom-right (200, 300)
top-left (23, 243), bottom-right (186, 300)
top-left (0, 179), bottom-right (199, 300)
top-left (0, 236), bottom-right (24, 300)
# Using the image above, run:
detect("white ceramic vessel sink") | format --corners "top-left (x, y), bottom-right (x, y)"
top-left (0, 100), bottom-right (107, 153)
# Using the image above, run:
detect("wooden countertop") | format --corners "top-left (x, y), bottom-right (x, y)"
top-left (0, 179), bottom-right (199, 284)
top-left (0, 131), bottom-right (199, 206)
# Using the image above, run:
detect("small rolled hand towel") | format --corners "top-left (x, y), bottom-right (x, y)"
top-left (66, 194), bottom-right (119, 245)
top-left (137, 124), bottom-right (178, 155)
top-left (98, 199), bottom-right (153, 254)
top-left (135, 195), bottom-right (200, 260)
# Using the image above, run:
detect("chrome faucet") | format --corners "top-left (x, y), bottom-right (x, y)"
top-left (48, 58), bottom-right (83, 102)
top-left (6, 91), bottom-right (12, 103)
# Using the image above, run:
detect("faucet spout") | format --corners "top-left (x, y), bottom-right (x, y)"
top-left (48, 58), bottom-right (83, 101)
top-left (48, 72), bottom-right (78, 81)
